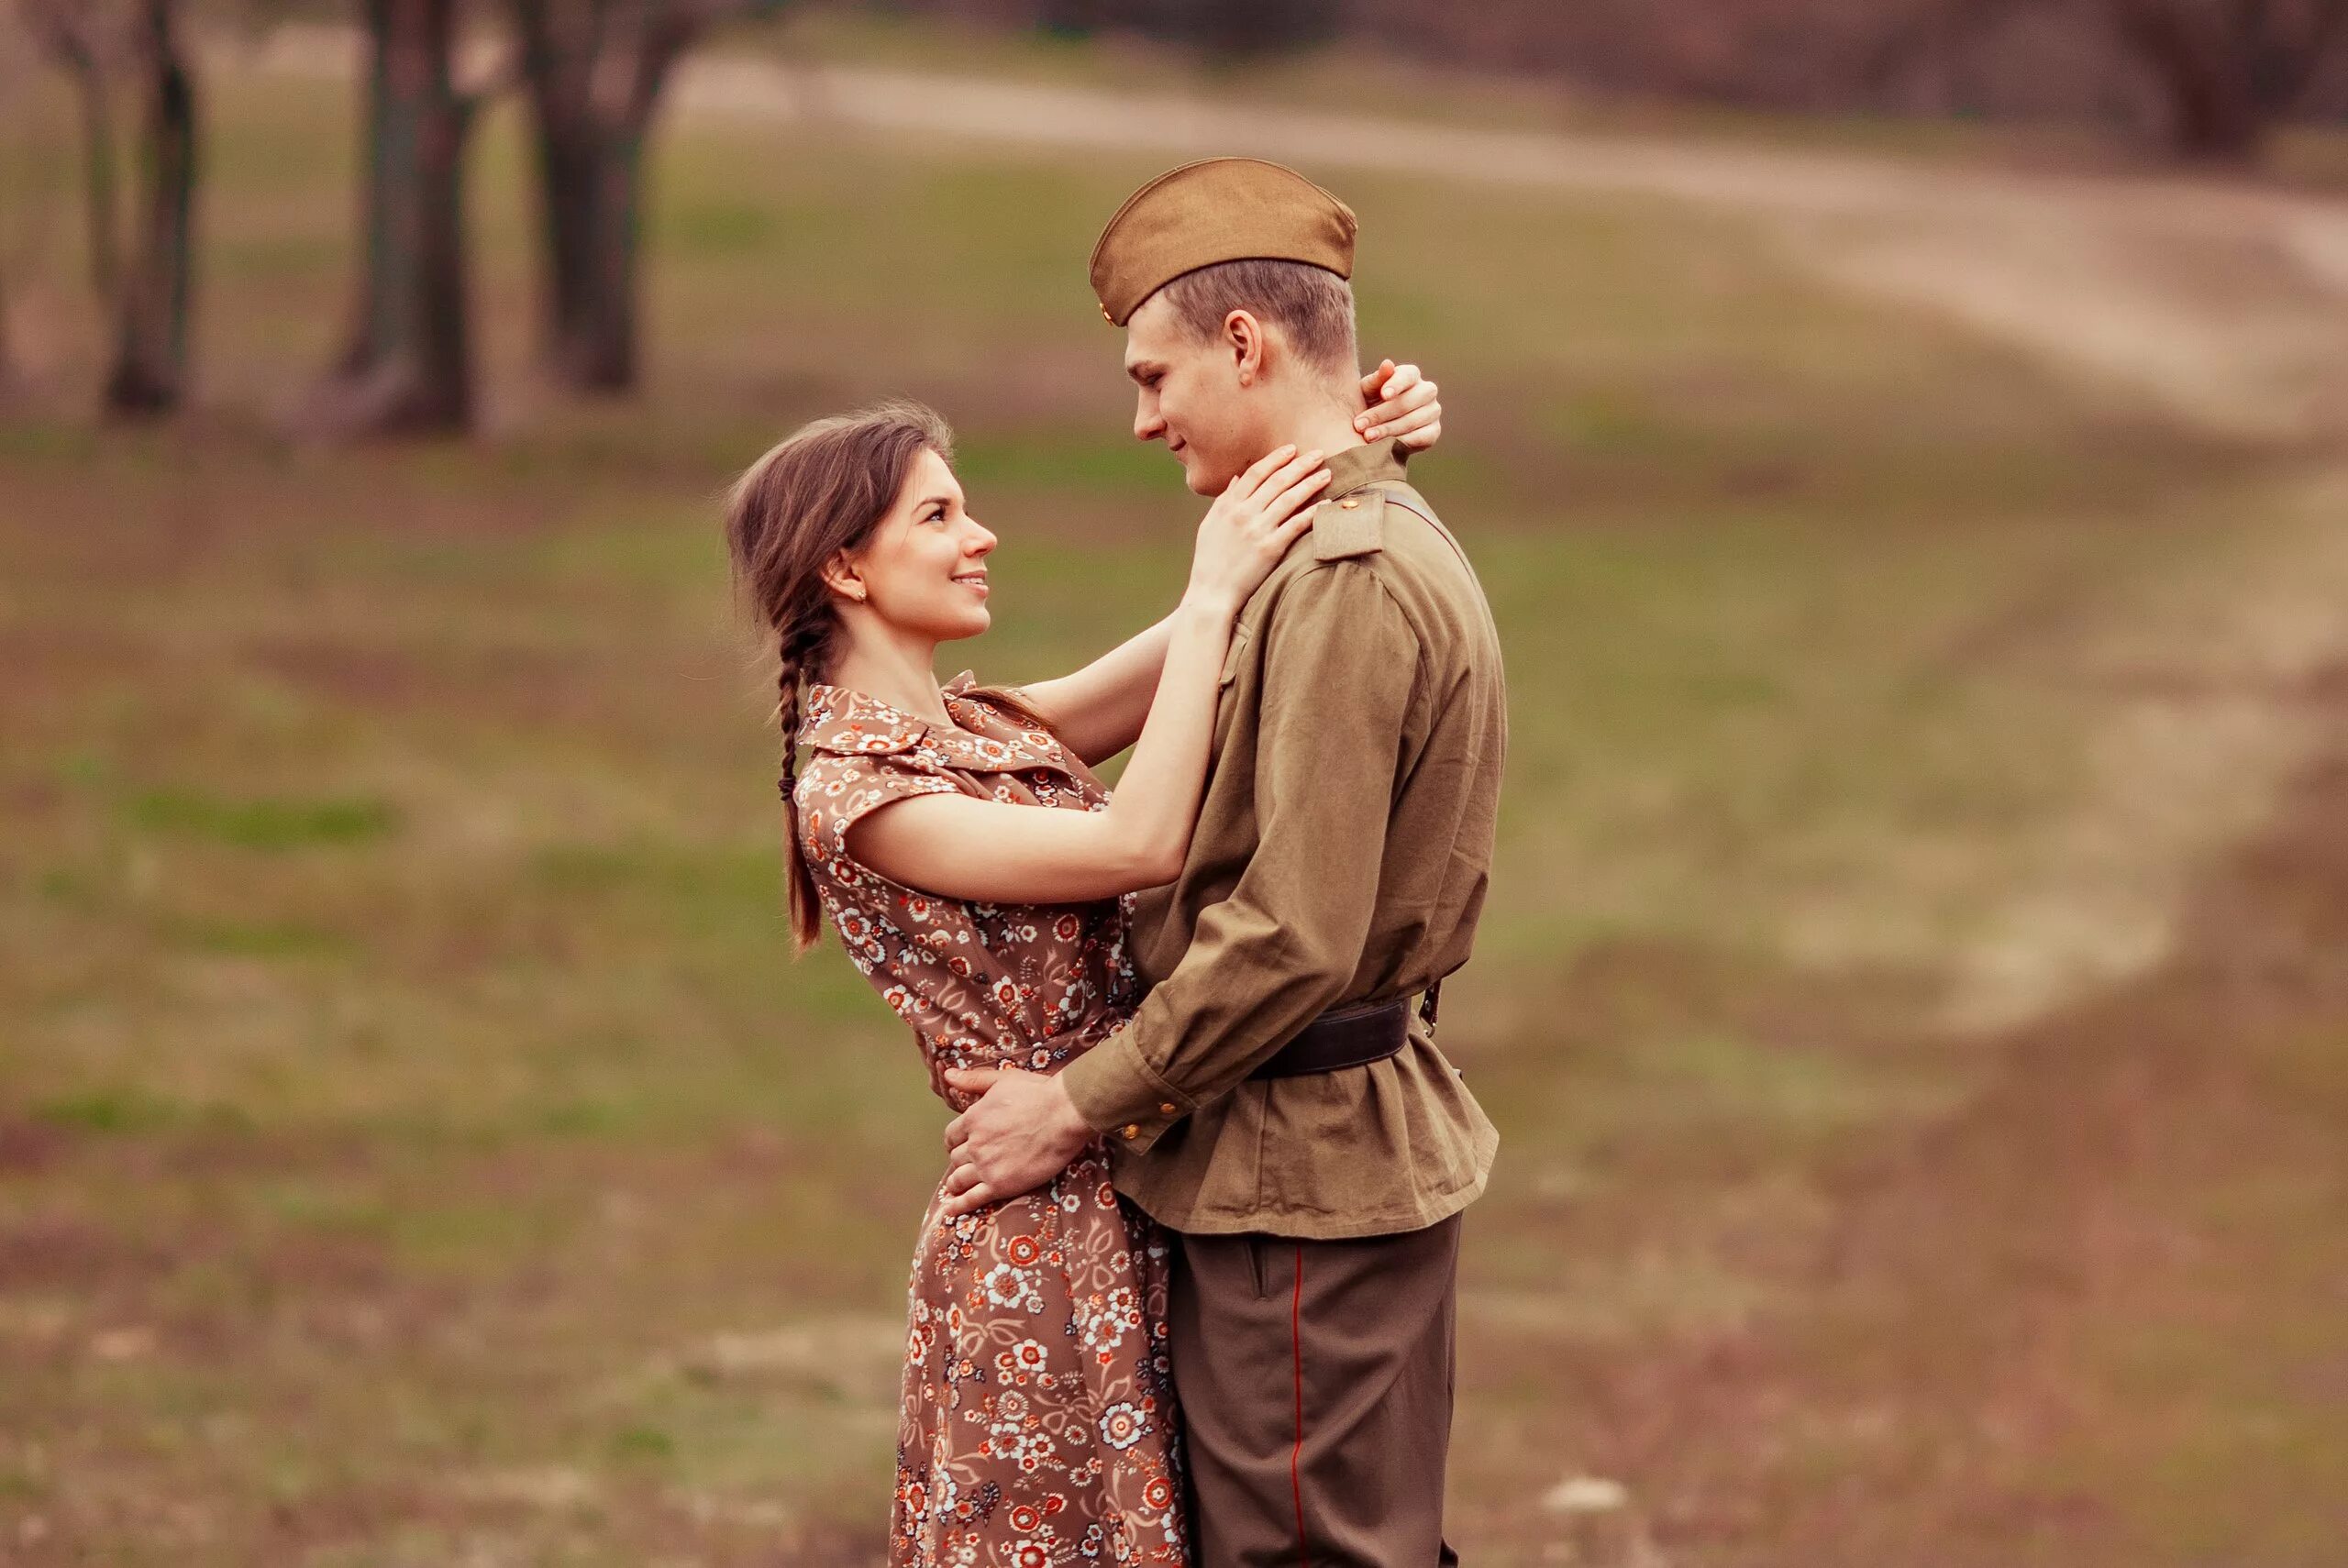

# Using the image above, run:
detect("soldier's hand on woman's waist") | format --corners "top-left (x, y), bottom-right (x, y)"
top-left (938, 1066), bottom-right (1095, 1220)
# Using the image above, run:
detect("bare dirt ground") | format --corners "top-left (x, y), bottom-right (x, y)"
top-left (1651, 666), bottom-right (2348, 1566)
top-left (1448, 668), bottom-right (2348, 1566)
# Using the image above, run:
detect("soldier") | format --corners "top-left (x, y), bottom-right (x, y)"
top-left (943, 157), bottom-right (1508, 1567)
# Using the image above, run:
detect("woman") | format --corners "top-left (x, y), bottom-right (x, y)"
top-left (724, 365), bottom-right (1441, 1567)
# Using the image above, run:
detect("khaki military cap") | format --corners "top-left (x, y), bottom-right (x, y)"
top-left (1090, 157), bottom-right (1357, 326)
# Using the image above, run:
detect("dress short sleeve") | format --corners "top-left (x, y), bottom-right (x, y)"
top-left (795, 752), bottom-right (964, 863)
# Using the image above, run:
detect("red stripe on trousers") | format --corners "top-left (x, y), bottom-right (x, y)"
top-left (1290, 1242), bottom-right (1312, 1567)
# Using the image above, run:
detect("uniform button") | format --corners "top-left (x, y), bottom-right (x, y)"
top-left (1158, 1102), bottom-right (1178, 1114)
top-left (1338, 497), bottom-right (1360, 509)
top-left (1122, 1124), bottom-right (1140, 1139)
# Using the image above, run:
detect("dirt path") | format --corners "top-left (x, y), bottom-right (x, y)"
top-left (1640, 666), bottom-right (2348, 1565)
top-left (684, 61), bottom-right (2348, 440)
top-left (247, 23), bottom-right (2348, 441)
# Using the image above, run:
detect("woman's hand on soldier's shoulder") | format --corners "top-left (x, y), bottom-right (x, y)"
top-left (1357, 359), bottom-right (1443, 451)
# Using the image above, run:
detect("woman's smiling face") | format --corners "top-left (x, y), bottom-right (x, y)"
top-left (847, 447), bottom-right (998, 643)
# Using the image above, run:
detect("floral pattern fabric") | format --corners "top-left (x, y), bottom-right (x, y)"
top-left (794, 670), bottom-right (1188, 1568)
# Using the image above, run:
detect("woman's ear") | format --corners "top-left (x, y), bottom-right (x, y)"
top-left (820, 550), bottom-right (868, 604)
top-left (1223, 309), bottom-right (1266, 388)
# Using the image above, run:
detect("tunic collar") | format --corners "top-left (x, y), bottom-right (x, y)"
top-left (799, 669), bottom-right (1080, 776)
top-left (1319, 436), bottom-right (1407, 502)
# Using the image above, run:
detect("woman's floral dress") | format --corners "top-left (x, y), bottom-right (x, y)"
top-left (793, 670), bottom-right (1188, 1568)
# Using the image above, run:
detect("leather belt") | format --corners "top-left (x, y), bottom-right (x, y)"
top-left (1248, 987), bottom-right (1436, 1080)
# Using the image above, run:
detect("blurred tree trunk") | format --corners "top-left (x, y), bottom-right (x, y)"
top-left (0, 258), bottom-right (15, 404)
top-left (23, 0), bottom-right (198, 417)
top-left (2105, 0), bottom-right (2348, 159)
top-left (45, 17), bottom-right (122, 303)
top-left (105, 0), bottom-right (195, 414)
top-left (310, 0), bottom-right (482, 436)
top-left (510, 0), bottom-right (785, 394)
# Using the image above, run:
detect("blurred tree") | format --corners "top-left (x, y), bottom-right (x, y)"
top-left (2100, 0), bottom-right (2348, 158)
top-left (306, 0), bottom-right (491, 436)
top-left (507, 0), bottom-right (789, 393)
top-left (1146, 0), bottom-right (1342, 58)
top-left (902, 0), bottom-right (1337, 58)
top-left (18, 0), bottom-right (197, 416)
top-left (0, 252), bottom-right (14, 403)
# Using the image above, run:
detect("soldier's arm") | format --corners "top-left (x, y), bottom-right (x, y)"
top-left (1057, 560), bottom-right (1420, 1149)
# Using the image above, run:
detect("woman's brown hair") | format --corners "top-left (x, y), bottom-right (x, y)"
top-left (724, 399), bottom-right (955, 954)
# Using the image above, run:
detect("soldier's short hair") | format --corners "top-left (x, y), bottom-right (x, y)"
top-left (1156, 259), bottom-right (1357, 377)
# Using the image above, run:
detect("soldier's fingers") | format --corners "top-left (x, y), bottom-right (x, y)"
top-left (939, 1183), bottom-right (994, 1221)
top-left (943, 1115), bottom-right (971, 1152)
top-left (943, 1161), bottom-right (980, 1196)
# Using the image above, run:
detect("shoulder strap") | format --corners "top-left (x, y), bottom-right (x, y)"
top-left (1312, 489), bottom-right (1386, 561)
top-left (1374, 480), bottom-right (1479, 581)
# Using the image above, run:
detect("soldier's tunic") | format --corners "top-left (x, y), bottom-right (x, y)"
top-left (1059, 437), bottom-right (1509, 1567)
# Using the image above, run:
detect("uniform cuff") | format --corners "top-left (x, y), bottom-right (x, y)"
top-left (1058, 1027), bottom-right (1190, 1155)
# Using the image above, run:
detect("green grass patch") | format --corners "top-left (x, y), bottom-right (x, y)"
top-left (123, 789), bottom-right (401, 851)
top-left (32, 1088), bottom-right (253, 1135)
top-left (159, 915), bottom-right (358, 960)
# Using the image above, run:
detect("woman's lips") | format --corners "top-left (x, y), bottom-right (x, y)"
top-left (953, 574), bottom-right (989, 597)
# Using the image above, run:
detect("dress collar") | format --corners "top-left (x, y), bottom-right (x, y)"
top-left (799, 669), bottom-right (1079, 776)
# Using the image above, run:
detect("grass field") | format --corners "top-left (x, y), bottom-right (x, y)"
top-left (3, 36), bottom-right (2345, 1568)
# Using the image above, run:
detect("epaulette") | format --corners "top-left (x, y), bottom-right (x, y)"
top-left (1312, 490), bottom-right (1385, 561)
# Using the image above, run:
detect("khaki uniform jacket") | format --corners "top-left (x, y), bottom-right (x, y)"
top-left (1058, 438), bottom-right (1506, 1239)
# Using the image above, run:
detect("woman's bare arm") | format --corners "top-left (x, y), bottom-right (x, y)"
top-left (1006, 610), bottom-right (1179, 767)
top-left (847, 602), bottom-right (1222, 904)
top-left (850, 450), bottom-right (1330, 904)
top-left (1015, 360), bottom-right (1445, 766)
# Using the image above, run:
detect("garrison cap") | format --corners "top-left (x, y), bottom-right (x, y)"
top-left (1089, 157), bottom-right (1357, 326)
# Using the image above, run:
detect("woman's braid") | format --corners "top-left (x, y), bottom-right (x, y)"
top-left (773, 616), bottom-right (829, 805)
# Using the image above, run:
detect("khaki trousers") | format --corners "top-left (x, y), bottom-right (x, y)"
top-left (1168, 1214), bottom-right (1463, 1568)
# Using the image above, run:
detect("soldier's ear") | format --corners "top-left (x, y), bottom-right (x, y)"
top-left (1222, 309), bottom-right (1267, 387)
